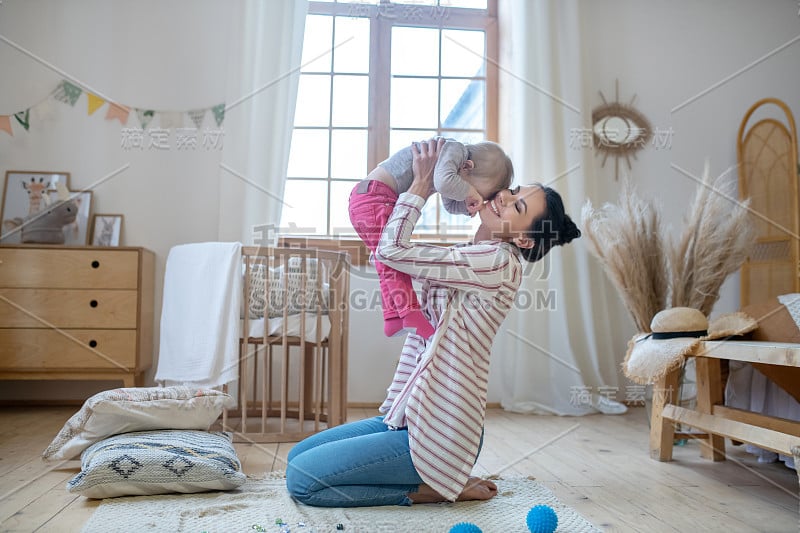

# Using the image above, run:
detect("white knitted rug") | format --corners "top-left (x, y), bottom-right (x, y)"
top-left (82, 473), bottom-right (600, 533)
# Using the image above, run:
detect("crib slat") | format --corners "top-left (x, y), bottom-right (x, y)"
top-left (260, 342), bottom-right (267, 434)
top-left (280, 252), bottom-right (289, 434)
top-left (252, 343), bottom-right (259, 424)
top-left (266, 344), bottom-right (272, 419)
top-left (240, 341), bottom-right (248, 436)
top-left (259, 251), bottom-right (270, 436)
top-left (314, 260), bottom-right (324, 431)
top-left (222, 382), bottom-right (229, 431)
top-left (298, 254), bottom-right (307, 432)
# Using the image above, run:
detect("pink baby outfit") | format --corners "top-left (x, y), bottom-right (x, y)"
top-left (348, 140), bottom-right (472, 338)
top-left (349, 179), bottom-right (432, 337)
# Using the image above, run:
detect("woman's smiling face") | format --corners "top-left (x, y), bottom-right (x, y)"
top-left (477, 185), bottom-right (547, 241)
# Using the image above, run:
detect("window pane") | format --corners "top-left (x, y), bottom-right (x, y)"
top-left (294, 74), bottom-right (331, 127)
top-left (439, 205), bottom-right (480, 236)
top-left (333, 17), bottom-right (370, 73)
top-left (444, 0), bottom-right (488, 9)
top-left (389, 129), bottom-right (437, 155)
top-left (302, 15), bottom-right (333, 72)
top-left (416, 194), bottom-right (440, 233)
top-left (332, 75), bottom-right (369, 127)
top-left (441, 30), bottom-right (484, 77)
top-left (280, 180), bottom-right (329, 235)
top-left (329, 180), bottom-right (358, 236)
top-left (331, 129), bottom-right (368, 179)
top-left (391, 27), bottom-right (439, 76)
top-left (416, 197), bottom-right (480, 237)
top-left (441, 78), bottom-right (485, 129)
top-left (439, 130), bottom-right (485, 144)
top-left (391, 78), bottom-right (438, 129)
top-left (288, 3), bottom-right (495, 238)
top-left (287, 129), bottom-right (329, 178)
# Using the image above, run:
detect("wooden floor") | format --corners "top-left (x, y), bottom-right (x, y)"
top-left (0, 405), bottom-right (798, 532)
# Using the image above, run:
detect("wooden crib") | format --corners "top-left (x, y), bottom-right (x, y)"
top-left (218, 246), bottom-right (350, 443)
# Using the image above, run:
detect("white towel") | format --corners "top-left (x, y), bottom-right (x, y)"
top-left (156, 242), bottom-right (242, 388)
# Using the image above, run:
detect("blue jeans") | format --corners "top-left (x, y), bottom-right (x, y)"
top-left (286, 416), bottom-right (421, 507)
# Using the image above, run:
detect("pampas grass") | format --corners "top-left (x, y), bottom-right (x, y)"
top-left (581, 179), bottom-right (668, 332)
top-left (669, 162), bottom-right (755, 314)
top-left (581, 163), bottom-right (755, 331)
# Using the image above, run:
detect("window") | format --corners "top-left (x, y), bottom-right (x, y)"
top-left (281, 0), bottom-right (497, 241)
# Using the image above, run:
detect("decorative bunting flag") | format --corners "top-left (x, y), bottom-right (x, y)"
top-left (87, 93), bottom-right (105, 115)
top-left (0, 116), bottom-right (12, 136)
top-left (136, 109), bottom-right (155, 129)
top-left (188, 109), bottom-right (206, 129)
top-left (212, 103), bottom-right (225, 126)
top-left (14, 109), bottom-right (30, 131)
top-left (0, 80), bottom-right (225, 136)
top-left (33, 98), bottom-right (57, 123)
top-left (53, 80), bottom-right (82, 107)
top-left (159, 111), bottom-right (183, 129)
top-left (105, 102), bottom-right (130, 124)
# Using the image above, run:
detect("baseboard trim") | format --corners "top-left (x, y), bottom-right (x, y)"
top-left (347, 402), bottom-right (504, 409)
top-left (0, 400), bottom-right (512, 410)
top-left (346, 402), bottom-right (381, 409)
top-left (0, 399), bottom-right (85, 407)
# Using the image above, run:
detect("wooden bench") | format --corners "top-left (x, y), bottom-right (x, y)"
top-left (650, 340), bottom-right (800, 463)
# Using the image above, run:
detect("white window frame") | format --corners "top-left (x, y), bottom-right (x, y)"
top-left (282, 0), bottom-right (498, 258)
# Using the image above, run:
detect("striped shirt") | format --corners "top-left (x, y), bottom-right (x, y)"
top-left (375, 192), bottom-right (523, 502)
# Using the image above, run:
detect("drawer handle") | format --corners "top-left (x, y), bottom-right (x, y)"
top-left (89, 339), bottom-right (98, 348)
top-left (90, 299), bottom-right (98, 308)
top-left (91, 260), bottom-right (100, 268)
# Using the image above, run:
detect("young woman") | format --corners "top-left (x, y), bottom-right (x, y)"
top-left (287, 138), bottom-right (581, 507)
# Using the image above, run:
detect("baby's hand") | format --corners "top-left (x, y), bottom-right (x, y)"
top-left (465, 186), bottom-right (484, 216)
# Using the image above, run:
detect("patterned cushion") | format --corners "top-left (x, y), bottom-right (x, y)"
top-left (42, 387), bottom-right (235, 463)
top-left (67, 430), bottom-right (246, 498)
top-left (247, 257), bottom-right (330, 319)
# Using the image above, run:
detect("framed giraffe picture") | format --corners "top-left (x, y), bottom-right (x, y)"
top-left (0, 171), bottom-right (84, 245)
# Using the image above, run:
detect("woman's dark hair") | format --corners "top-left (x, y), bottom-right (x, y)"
top-left (519, 184), bottom-right (581, 263)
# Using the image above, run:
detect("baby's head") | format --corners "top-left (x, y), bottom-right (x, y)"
top-left (463, 141), bottom-right (514, 199)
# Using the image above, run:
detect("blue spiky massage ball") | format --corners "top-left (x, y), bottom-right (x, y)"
top-left (526, 504), bottom-right (558, 533)
top-left (448, 522), bottom-right (482, 533)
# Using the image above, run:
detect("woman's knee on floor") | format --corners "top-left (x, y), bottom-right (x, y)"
top-left (285, 460), bottom-right (314, 503)
top-left (286, 442), bottom-right (304, 463)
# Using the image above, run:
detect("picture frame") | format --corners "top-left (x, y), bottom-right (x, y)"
top-left (1, 171), bottom-right (70, 244)
top-left (90, 214), bottom-right (123, 247)
top-left (0, 171), bottom-right (93, 245)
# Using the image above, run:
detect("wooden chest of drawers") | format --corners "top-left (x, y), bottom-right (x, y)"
top-left (0, 245), bottom-right (155, 387)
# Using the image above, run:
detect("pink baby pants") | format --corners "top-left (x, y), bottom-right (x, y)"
top-left (348, 179), bottom-right (420, 321)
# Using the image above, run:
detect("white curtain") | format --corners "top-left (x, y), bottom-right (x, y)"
top-left (495, 0), bottom-right (629, 415)
top-left (217, 0), bottom-right (308, 243)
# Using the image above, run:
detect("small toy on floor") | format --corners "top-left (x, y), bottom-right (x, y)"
top-left (526, 504), bottom-right (558, 533)
top-left (449, 522), bottom-right (482, 533)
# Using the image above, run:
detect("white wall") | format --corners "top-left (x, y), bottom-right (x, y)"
top-left (0, 0), bottom-right (230, 400)
top-left (1, 0), bottom-right (798, 403)
top-left (577, 0), bottom-right (800, 320)
top-left (347, 270), bottom-right (408, 402)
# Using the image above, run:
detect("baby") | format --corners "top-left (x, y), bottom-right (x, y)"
top-left (349, 137), bottom-right (513, 339)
